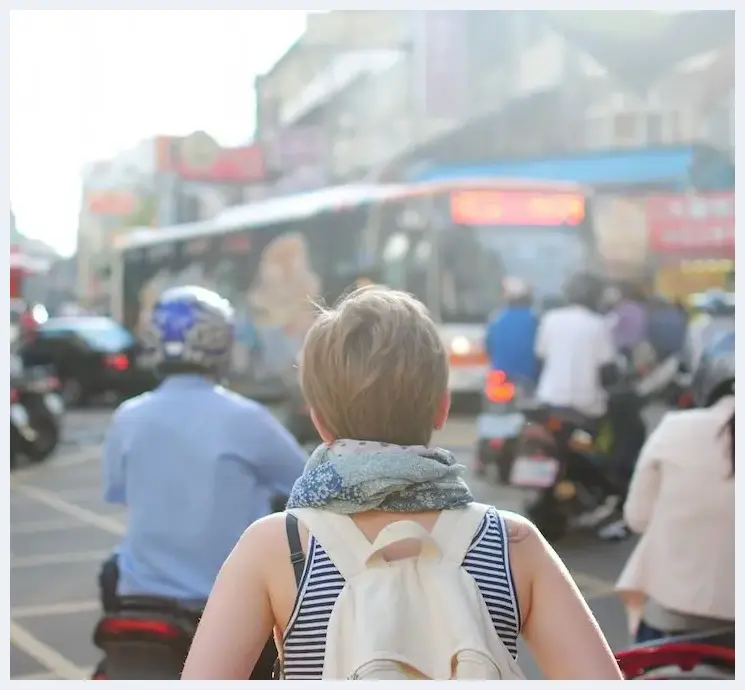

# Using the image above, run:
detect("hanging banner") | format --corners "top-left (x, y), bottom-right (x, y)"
top-left (647, 191), bottom-right (734, 255)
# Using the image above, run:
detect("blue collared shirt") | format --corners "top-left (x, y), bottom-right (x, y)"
top-left (485, 306), bottom-right (539, 384)
top-left (102, 374), bottom-right (306, 601)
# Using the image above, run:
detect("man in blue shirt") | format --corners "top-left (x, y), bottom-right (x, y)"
top-left (647, 295), bottom-right (688, 360)
top-left (98, 286), bottom-right (306, 609)
top-left (485, 277), bottom-right (539, 386)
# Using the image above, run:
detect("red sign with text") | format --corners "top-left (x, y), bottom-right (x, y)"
top-left (156, 135), bottom-right (266, 184)
top-left (646, 192), bottom-right (734, 255)
top-left (450, 190), bottom-right (586, 227)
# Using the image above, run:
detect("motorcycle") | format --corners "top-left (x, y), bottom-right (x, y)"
top-left (92, 495), bottom-right (292, 679)
top-left (11, 366), bottom-right (64, 464)
top-left (635, 354), bottom-right (693, 410)
top-left (92, 596), bottom-right (200, 680)
top-left (475, 370), bottom-right (533, 482)
top-left (615, 627), bottom-right (734, 680)
top-left (509, 404), bottom-right (623, 543)
top-left (92, 595), bottom-right (279, 680)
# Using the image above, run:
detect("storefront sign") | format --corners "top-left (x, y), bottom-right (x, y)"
top-left (156, 133), bottom-right (266, 184)
top-left (647, 192), bottom-right (734, 254)
top-left (86, 190), bottom-right (139, 216)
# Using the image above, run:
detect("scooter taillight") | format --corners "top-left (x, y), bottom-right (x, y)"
top-left (105, 354), bottom-right (130, 371)
top-left (616, 642), bottom-right (735, 679)
top-left (10, 388), bottom-right (19, 404)
top-left (484, 370), bottom-right (515, 404)
top-left (98, 617), bottom-right (182, 639)
top-left (677, 391), bottom-right (694, 409)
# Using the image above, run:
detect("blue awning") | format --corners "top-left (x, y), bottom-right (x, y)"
top-left (407, 146), bottom-right (730, 189)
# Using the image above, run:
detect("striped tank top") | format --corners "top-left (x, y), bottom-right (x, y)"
top-left (282, 507), bottom-right (521, 679)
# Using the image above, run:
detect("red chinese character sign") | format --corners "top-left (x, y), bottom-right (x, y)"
top-left (156, 132), bottom-right (266, 184)
top-left (646, 192), bottom-right (734, 257)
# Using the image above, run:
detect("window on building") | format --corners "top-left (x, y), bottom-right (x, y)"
top-left (664, 110), bottom-right (694, 144)
top-left (613, 111), bottom-right (643, 147)
top-left (646, 112), bottom-right (664, 144)
top-left (583, 115), bottom-right (610, 150)
top-left (703, 93), bottom-right (734, 151)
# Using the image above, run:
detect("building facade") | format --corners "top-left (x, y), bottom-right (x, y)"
top-left (77, 133), bottom-right (267, 309)
top-left (255, 11), bottom-right (734, 185)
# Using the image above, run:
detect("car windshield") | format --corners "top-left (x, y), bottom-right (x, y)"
top-left (45, 319), bottom-right (136, 352)
top-left (438, 224), bottom-right (590, 323)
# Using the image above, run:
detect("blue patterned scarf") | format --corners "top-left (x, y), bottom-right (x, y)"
top-left (286, 439), bottom-right (473, 514)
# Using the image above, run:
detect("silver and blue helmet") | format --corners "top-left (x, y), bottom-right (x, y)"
top-left (143, 285), bottom-right (235, 374)
top-left (692, 346), bottom-right (735, 408)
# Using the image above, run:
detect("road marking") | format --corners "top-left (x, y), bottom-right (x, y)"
top-left (12, 599), bottom-right (100, 620)
top-left (11, 550), bottom-right (111, 569)
top-left (573, 571), bottom-right (617, 597)
top-left (12, 451), bottom-right (99, 481)
top-left (11, 517), bottom-right (89, 534)
top-left (12, 670), bottom-right (60, 680)
top-left (44, 485), bottom-right (103, 500)
top-left (10, 620), bottom-right (88, 680)
top-left (10, 483), bottom-right (125, 536)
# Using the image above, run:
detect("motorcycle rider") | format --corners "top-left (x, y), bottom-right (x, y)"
top-left (533, 272), bottom-right (624, 523)
top-left (683, 289), bottom-right (735, 371)
top-left (96, 286), bottom-right (306, 675)
top-left (485, 277), bottom-right (539, 387)
top-left (616, 348), bottom-right (734, 643)
top-left (646, 294), bottom-right (689, 361)
top-left (608, 280), bottom-right (649, 357)
top-left (535, 272), bottom-right (619, 432)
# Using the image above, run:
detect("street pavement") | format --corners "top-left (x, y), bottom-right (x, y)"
top-left (9, 407), bottom-right (658, 680)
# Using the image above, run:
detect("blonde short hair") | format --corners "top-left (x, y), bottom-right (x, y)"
top-left (300, 286), bottom-right (449, 446)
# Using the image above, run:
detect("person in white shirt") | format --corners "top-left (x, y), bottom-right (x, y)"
top-left (535, 272), bottom-right (618, 425)
top-left (616, 351), bottom-right (734, 643)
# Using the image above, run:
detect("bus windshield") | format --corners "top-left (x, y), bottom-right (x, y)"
top-left (439, 223), bottom-right (590, 324)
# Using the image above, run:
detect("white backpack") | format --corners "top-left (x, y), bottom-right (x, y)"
top-left (287, 502), bottom-right (526, 680)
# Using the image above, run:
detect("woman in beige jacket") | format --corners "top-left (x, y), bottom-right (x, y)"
top-left (616, 351), bottom-right (735, 643)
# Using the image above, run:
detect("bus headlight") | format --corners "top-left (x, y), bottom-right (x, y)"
top-left (450, 336), bottom-right (472, 356)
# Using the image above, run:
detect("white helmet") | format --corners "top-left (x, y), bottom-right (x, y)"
top-left (502, 276), bottom-right (531, 301)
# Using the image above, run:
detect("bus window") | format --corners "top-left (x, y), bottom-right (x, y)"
top-left (382, 232), bottom-right (410, 290)
top-left (440, 224), bottom-right (505, 323)
top-left (380, 230), bottom-right (431, 304)
top-left (435, 190), bottom-right (593, 324)
top-left (313, 205), bottom-right (368, 305)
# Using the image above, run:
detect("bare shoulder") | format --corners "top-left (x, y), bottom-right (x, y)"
top-left (242, 511), bottom-right (288, 543)
top-left (500, 510), bottom-right (542, 546)
top-left (228, 512), bottom-right (289, 568)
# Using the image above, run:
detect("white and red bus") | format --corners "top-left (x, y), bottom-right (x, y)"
top-left (113, 179), bottom-right (597, 398)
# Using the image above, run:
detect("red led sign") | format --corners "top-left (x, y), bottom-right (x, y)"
top-left (450, 190), bottom-right (586, 227)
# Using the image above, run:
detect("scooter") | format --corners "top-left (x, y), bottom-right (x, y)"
top-left (92, 495), bottom-right (292, 679)
top-left (508, 404), bottom-right (623, 543)
top-left (12, 366), bottom-right (64, 463)
top-left (635, 354), bottom-right (693, 409)
top-left (92, 596), bottom-right (279, 680)
top-left (92, 596), bottom-right (201, 680)
top-left (615, 627), bottom-right (734, 680)
top-left (474, 370), bottom-right (533, 482)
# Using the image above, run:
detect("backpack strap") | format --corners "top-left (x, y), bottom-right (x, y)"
top-left (366, 520), bottom-right (441, 566)
top-left (431, 502), bottom-right (491, 566)
top-left (284, 513), bottom-right (305, 589)
top-left (287, 508), bottom-right (372, 581)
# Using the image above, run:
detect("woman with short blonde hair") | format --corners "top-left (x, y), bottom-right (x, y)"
top-left (183, 286), bottom-right (622, 680)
